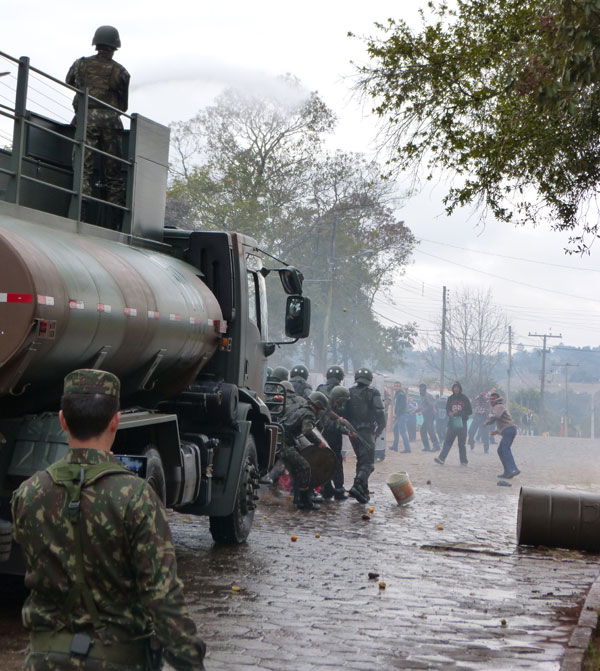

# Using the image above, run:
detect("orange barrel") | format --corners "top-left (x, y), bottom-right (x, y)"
top-left (386, 472), bottom-right (414, 506)
top-left (517, 486), bottom-right (600, 552)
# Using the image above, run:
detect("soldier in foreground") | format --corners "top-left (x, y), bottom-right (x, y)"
top-left (11, 369), bottom-right (206, 671)
top-left (66, 26), bottom-right (130, 217)
top-left (345, 368), bottom-right (386, 504)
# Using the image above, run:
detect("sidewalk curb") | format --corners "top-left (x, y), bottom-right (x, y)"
top-left (561, 571), bottom-right (600, 671)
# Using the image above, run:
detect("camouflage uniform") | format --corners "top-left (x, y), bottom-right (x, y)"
top-left (11, 369), bottom-right (205, 670)
top-left (290, 375), bottom-right (313, 399)
top-left (345, 383), bottom-right (386, 501)
top-left (66, 53), bottom-right (130, 204)
top-left (280, 404), bottom-right (322, 490)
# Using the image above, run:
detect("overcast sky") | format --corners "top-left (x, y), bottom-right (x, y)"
top-left (3, 0), bottom-right (600, 354)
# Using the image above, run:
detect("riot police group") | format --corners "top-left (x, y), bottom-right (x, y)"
top-left (264, 364), bottom-right (385, 510)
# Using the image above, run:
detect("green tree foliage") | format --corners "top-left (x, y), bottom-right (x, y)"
top-left (166, 80), bottom-right (416, 369)
top-left (167, 76), bottom-right (335, 244)
top-left (353, 0), bottom-right (600, 250)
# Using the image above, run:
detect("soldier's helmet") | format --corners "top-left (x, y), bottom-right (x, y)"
top-left (271, 366), bottom-right (289, 382)
top-left (281, 380), bottom-right (294, 392)
top-left (326, 365), bottom-right (345, 382)
top-left (291, 364), bottom-right (309, 380)
top-left (354, 368), bottom-right (373, 385)
top-left (92, 25), bottom-right (121, 50)
top-left (308, 391), bottom-right (329, 411)
top-left (329, 386), bottom-right (350, 404)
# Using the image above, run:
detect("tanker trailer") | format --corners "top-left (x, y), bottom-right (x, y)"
top-left (0, 51), bottom-right (310, 570)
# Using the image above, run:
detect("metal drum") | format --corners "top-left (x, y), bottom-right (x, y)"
top-left (517, 486), bottom-right (600, 552)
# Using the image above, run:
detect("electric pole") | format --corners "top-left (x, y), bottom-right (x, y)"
top-left (507, 325), bottom-right (512, 407)
top-left (528, 331), bottom-right (562, 433)
top-left (440, 286), bottom-right (447, 396)
top-left (554, 362), bottom-right (578, 437)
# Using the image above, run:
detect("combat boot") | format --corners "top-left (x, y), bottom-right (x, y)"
top-left (333, 487), bottom-right (348, 500)
top-left (297, 489), bottom-right (320, 510)
top-left (349, 483), bottom-right (369, 504)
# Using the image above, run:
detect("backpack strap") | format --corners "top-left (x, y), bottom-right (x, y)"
top-left (46, 459), bottom-right (132, 633)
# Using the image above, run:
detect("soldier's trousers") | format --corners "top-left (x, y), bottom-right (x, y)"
top-left (84, 127), bottom-right (125, 204)
top-left (351, 428), bottom-right (375, 488)
top-left (279, 442), bottom-right (311, 490)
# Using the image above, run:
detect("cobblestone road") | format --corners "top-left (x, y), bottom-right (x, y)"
top-left (2, 435), bottom-right (600, 670)
top-left (173, 435), bottom-right (600, 671)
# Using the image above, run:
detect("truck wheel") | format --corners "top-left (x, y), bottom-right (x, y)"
top-left (0, 519), bottom-right (12, 563)
top-left (209, 434), bottom-right (259, 544)
top-left (143, 446), bottom-right (166, 505)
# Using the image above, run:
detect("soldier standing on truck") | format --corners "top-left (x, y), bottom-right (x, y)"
top-left (345, 368), bottom-right (386, 504)
top-left (11, 369), bottom-right (206, 671)
top-left (66, 26), bottom-right (130, 211)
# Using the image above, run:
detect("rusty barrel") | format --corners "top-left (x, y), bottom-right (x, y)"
top-left (517, 486), bottom-right (600, 552)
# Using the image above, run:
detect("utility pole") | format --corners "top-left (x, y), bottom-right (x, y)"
top-left (506, 325), bottom-right (512, 407)
top-left (440, 286), bottom-right (447, 396)
top-left (554, 363), bottom-right (578, 438)
top-left (528, 331), bottom-right (562, 433)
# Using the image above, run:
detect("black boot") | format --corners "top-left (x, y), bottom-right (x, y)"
top-left (349, 483), bottom-right (369, 504)
top-left (333, 487), bottom-right (348, 500)
top-left (297, 489), bottom-right (320, 510)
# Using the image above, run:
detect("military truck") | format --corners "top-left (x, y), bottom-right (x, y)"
top-left (0, 51), bottom-right (310, 571)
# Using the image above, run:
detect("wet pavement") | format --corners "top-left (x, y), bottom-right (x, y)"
top-left (2, 434), bottom-right (600, 670)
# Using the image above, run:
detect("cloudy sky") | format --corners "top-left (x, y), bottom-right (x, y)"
top-left (3, 0), bottom-right (600, 353)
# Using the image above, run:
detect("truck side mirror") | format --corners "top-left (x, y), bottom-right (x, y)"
top-left (285, 295), bottom-right (311, 339)
top-left (278, 267), bottom-right (304, 295)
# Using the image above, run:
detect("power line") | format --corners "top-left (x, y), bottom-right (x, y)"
top-left (416, 236), bottom-right (600, 272)
top-left (413, 248), bottom-right (600, 304)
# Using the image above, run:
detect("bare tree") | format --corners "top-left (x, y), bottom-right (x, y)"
top-left (424, 287), bottom-right (507, 395)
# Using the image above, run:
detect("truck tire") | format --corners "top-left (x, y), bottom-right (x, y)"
top-left (143, 446), bottom-right (166, 505)
top-left (0, 519), bottom-right (12, 563)
top-left (209, 434), bottom-right (259, 544)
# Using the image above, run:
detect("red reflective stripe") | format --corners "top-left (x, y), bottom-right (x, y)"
top-left (4, 293), bottom-right (33, 303)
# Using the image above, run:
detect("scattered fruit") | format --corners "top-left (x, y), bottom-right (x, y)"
top-left (369, 507), bottom-right (374, 513)
top-left (379, 581), bottom-right (386, 589)
top-left (501, 618), bottom-right (507, 626)
top-left (231, 585), bottom-right (242, 591)
top-left (315, 533), bottom-right (320, 538)
top-left (368, 572), bottom-right (380, 580)
top-left (290, 536), bottom-right (298, 542)
top-left (437, 524), bottom-right (444, 530)
top-left (362, 514), bottom-right (371, 521)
